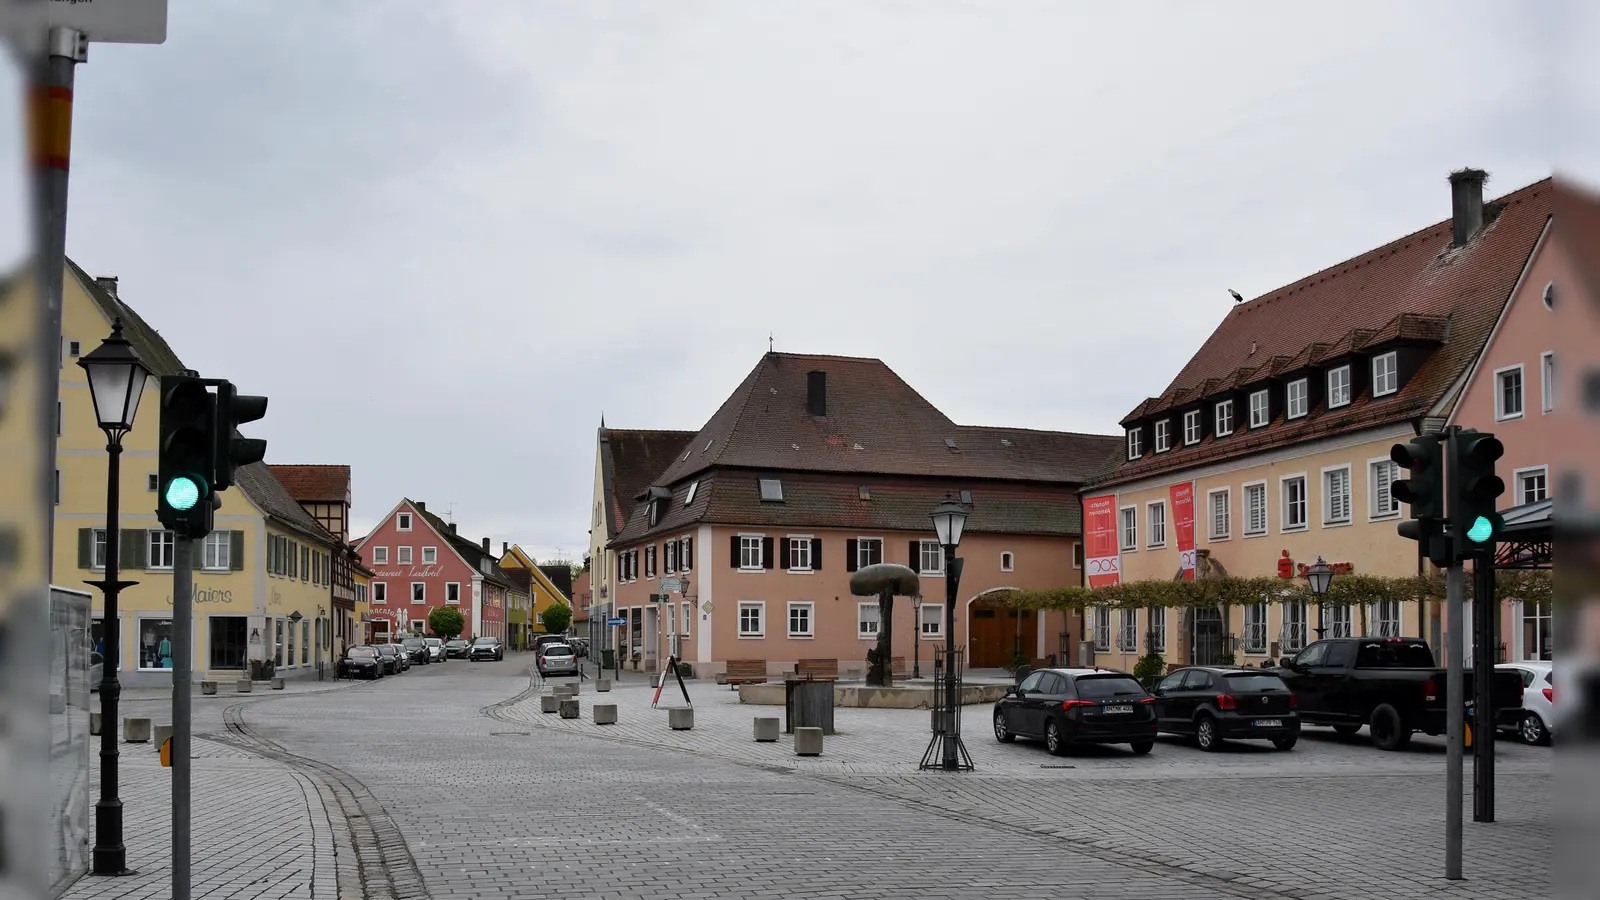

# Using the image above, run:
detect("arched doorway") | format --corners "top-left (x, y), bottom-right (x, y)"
top-left (967, 591), bottom-right (1031, 668)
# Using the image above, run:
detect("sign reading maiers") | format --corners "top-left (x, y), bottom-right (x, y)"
top-left (1082, 494), bottom-right (1121, 588)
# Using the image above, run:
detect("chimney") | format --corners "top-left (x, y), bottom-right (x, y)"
top-left (448, 522), bottom-right (456, 534)
top-left (502, 541), bottom-right (509, 555)
top-left (806, 370), bottom-right (827, 417)
top-left (94, 276), bottom-right (118, 297)
top-left (415, 501), bottom-right (426, 512)
top-left (481, 537), bottom-right (491, 555)
top-left (1449, 168), bottom-right (1488, 247)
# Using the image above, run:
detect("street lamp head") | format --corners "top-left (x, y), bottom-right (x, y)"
top-left (1305, 556), bottom-right (1335, 596)
top-left (78, 318), bottom-right (151, 438)
top-left (930, 494), bottom-right (968, 548)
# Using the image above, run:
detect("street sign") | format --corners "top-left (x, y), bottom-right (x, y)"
top-left (45, 0), bottom-right (169, 44)
top-left (659, 578), bottom-right (684, 594)
top-left (607, 617), bottom-right (626, 626)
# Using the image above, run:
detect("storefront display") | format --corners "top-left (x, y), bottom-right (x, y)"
top-left (137, 618), bottom-right (175, 670)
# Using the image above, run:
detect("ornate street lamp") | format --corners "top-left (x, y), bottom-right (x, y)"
top-left (928, 494), bottom-right (971, 771)
top-left (1306, 556), bottom-right (1335, 640)
top-left (78, 318), bottom-right (150, 877)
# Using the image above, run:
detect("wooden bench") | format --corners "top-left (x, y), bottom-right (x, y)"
top-left (794, 658), bottom-right (839, 682)
top-left (723, 659), bottom-right (769, 687)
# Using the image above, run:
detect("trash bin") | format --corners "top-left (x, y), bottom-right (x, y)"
top-left (601, 648), bottom-right (615, 669)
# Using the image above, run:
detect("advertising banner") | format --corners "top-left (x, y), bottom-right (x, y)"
top-left (1171, 482), bottom-right (1196, 580)
top-left (1083, 494), bottom-right (1122, 588)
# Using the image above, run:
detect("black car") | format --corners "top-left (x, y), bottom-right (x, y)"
top-left (533, 634), bottom-right (567, 654)
top-left (469, 636), bottom-right (504, 662)
top-left (1152, 667), bottom-right (1300, 751)
top-left (373, 643), bottom-right (403, 675)
top-left (993, 668), bottom-right (1158, 755)
top-left (340, 646), bottom-right (383, 680)
top-left (401, 637), bottom-right (431, 665)
top-left (444, 639), bottom-right (471, 659)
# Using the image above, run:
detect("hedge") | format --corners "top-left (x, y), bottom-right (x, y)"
top-left (996, 570), bottom-right (1552, 612)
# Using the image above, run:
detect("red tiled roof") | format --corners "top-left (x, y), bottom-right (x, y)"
top-left (268, 464), bottom-right (351, 503)
top-left (1100, 176), bottom-right (1552, 488)
top-left (602, 428), bottom-right (697, 537)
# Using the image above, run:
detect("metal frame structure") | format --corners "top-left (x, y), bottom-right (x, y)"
top-left (919, 647), bottom-right (973, 771)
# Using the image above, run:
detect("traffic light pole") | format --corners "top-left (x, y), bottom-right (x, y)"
top-left (1472, 548), bottom-right (1496, 823)
top-left (1445, 563), bottom-right (1464, 881)
top-left (171, 538), bottom-right (195, 900)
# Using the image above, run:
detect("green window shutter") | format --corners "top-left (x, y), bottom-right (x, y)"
top-left (230, 531), bottom-right (245, 570)
top-left (121, 529), bottom-right (144, 569)
top-left (77, 528), bottom-right (91, 568)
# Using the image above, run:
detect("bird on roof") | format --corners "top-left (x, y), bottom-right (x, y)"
top-left (1229, 289), bottom-right (1245, 303)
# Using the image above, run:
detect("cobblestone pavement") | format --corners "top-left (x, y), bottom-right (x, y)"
top-left (227, 660), bottom-right (1550, 900)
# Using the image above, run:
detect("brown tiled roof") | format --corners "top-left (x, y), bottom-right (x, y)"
top-left (235, 462), bottom-right (338, 545)
top-left (648, 352), bottom-right (1120, 487)
top-left (407, 500), bottom-right (518, 590)
top-left (1099, 176), bottom-right (1552, 489)
top-left (601, 428), bottom-right (697, 537)
top-left (268, 464), bottom-right (350, 503)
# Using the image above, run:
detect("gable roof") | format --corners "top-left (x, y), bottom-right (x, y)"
top-left (497, 544), bottom-right (571, 605)
top-left (268, 465), bottom-right (351, 503)
top-left (407, 500), bottom-right (518, 590)
top-left (601, 427), bottom-right (697, 537)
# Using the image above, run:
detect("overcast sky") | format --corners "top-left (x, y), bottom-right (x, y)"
top-left (3, 2), bottom-right (1594, 561)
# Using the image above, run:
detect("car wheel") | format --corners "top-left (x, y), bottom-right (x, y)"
top-left (1130, 741), bottom-right (1154, 755)
top-left (1519, 712), bottom-right (1550, 746)
top-left (1045, 719), bottom-right (1066, 756)
top-left (993, 709), bottom-right (1015, 743)
top-left (1195, 714), bottom-right (1219, 752)
top-left (1369, 703), bottom-right (1411, 751)
top-left (1272, 736), bottom-right (1298, 751)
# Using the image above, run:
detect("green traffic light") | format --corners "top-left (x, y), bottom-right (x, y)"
top-left (1467, 515), bottom-right (1494, 543)
top-left (165, 476), bottom-right (201, 511)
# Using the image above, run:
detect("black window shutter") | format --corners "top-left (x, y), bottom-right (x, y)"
top-left (762, 537), bottom-right (775, 569)
top-left (811, 538), bottom-right (822, 570)
top-left (77, 528), bottom-right (90, 568)
top-left (729, 535), bottom-right (740, 568)
top-left (779, 538), bottom-right (791, 569)
top-left (683, 538), bottom-right (693, 570)
top-left (908, 540), bottom-right (919, 573)
top-left (846, 539), bottom-right (859, 572)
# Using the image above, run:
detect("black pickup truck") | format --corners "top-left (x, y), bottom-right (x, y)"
top-left (1270, 637), bottom-right (1523, 750)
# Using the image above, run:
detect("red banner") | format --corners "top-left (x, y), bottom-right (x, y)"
top-left (1171, 482), bottom-right (1196, 581)
top-left (1083, 494), bottom-right (1121, 588)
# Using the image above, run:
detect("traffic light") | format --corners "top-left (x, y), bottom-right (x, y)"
top-left (1391, 434), bottom-right (1450, 568)
top-left (1449, 428), bottom-right (1505, 560)
top-left (212, 380), bottom-right (268, 491)
top-left (157, 375), bottom-right (216, 539)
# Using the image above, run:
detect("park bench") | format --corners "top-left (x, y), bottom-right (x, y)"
top-left (723, 659), bottom-right (769, 687)
top-left (794, 658), bottom-right (839, 682)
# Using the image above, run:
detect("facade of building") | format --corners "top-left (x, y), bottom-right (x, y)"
top-left (1081, 171), bottom-right (1553, 671)
top-left (269, 464), bottom-right (365, 655)
top-left (604, 352), bottom-right (1119, 677)
top-left (53, 262), bottom-right (341, 686)
top-left (571, 569), bottom-right (592, 636)
top-left (352, 499), bottom-right (516, 642)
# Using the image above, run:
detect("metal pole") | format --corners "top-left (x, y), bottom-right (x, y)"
top-left (171, 538), bottom-right (195, 900)
top-left (92, 434), bottom-right (134, 875)
top-left (1472, 549), bottom-right (1496, 822)
top-left (1445, 563), bottom-right (1464, 881)
top-left (942, 544), bottom-right (958, 770)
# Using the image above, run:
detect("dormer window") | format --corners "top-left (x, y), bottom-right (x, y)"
top-left (648, 500), bottom-right (660, 527)
top-left (1126, 429), bottom-right (1144, 460)
top-left (1154, 420), bottom-right (1171, 453)
top-left (1249, 389), bottom-right (1269, 428)
top-left (1286, 378), bottom-right (1309, 419)
top-left (1215, 399), bottom-right (1234, 436)
top-left (759, 478), bottom-right (784, 502)
top-left (1327, 365), bottom-right (1351, 409)
top-left (684, 481), bottom-right (699, 506)
top-left (1372, 351), bottom-right (1398, 397)
top-left (1182, 410), bottom-right (1201, 445)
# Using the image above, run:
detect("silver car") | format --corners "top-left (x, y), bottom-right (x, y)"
top-left (424, 637), bottom-right (446, 663)
top-left (538, 643), bottom-right (580, 677)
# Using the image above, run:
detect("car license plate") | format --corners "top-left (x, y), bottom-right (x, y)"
top-left (1256, 719), bottom-right (1283, 727)
top-left (1103, 704), bottom-right (1133, 714)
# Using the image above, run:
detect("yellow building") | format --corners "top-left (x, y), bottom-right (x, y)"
top-left (498, 543), bottom-right (571, 638)
top-left (353, 554), bottom-right (374, 645)
top-left (52, 262), bottom-right (342, 686)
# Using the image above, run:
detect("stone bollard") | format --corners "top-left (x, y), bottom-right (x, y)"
top-left (152, 724), bottom-right (173, 749)
top-left (90, 712), bottom-right (103, 735)
top-left (754, 716), bottom-right (780, 742)
top-left (668, 707), bottom-right (694, 731)
top-left (236, 679), bottom-right (253, 693)
top-left (270, 677), bottom-right (286, 690)
top-left (593, 704), bottom-right (618, 725)
top-left (123, 717), bottom-right (152, 743)
top-left (794, 726), bottom-right (823, 757)
top-left (540, 694), bottom-right (561, 714)
top-left (553, 683), bottom-right (576, 698)
top-left (596, 679), bottom-right (612, 692)
top-left (559, 699), bottom-right (580, 719)
top-left (200, 681), bottom-right (217, 695)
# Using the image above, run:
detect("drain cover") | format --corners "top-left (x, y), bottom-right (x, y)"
top-left (1039, 764), bottom-right (1076, 769)
top-left (490, 732), bottom-right (531, 737)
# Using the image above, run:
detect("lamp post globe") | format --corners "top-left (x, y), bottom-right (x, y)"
top-left (1306, 556), bottom-right (1335, 640)
top-left (78, 319), bottom-right (150, 439)
top-left (930, 495), bottom-right (968, 549)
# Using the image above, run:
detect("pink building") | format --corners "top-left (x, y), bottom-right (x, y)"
top-left (603, 352), bottom-right (1120, 678)
top-left (353, 499), bottom-right (514, 643)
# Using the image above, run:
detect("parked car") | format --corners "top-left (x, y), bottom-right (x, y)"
top-left (569, 638), bottom-right (589, 658)
top-left (444, 639), bottom-right (471, 660)
top-left (1496, 661), bottom-right (1554, 745)
top-left (538, 643), bottom-right (580, 677)
top-left (993, 668), bottom-right (1158, 755)
top-left (533, 634), bottom-right (567, 654)
top-left (469, 636), bottom-right (504, 662)
top-left (1270, 637), bottom-right (1523, 750)
top-left (424, 637), bottom-right (446, 663)
top-left (402, 637), bottom-right (431, 665)
top-left (340, 646), bottom-right (383, 680)
top-left (373, 643), bottom-right (403, 675)
top-left (1152, 667), bottom-right (1300, 751)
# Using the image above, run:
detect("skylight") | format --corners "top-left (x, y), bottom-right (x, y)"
top-left (858, 486), bottom-right (871, 501)
top-left (759, 478), bottom-right (784, 502)
top-left (685, 481), bottom-right (699, 506)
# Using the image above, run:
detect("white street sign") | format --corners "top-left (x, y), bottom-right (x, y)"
top-left (47, 0), bottom-right (168, 44)
top-left (659, 578), bottom-right (683, 594)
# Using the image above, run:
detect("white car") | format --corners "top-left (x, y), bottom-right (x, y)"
top-left (1496, 661), bottom-right (1554, 745)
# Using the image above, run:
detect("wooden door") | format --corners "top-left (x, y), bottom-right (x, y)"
top-left (969, 606), bottom-right (1007, 667)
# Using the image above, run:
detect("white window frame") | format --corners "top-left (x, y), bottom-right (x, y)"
top-left (422, 546), bottom-right (437, 565)
top-left (1322, 464), bottom-right (1353, 526)
top-left (1243, 480), bottom-right (1268, 536)
top-left (1514, 465), bottom-right (1549, 505)
top-left (372, 582), bottom-right (388, 605)
top-left (1327, 365), bottom-right (1351, 409)
top-left (857, 602), bottom-right (881, 640)
top-left (446, 582), bottom-right (461, 605)
top-left (397, 513), bottom-right (413, 531)
top-left (1286, 378), bottom-right (1309, 419)
top-left (1146, 501), bottom-right (1167, 549)
top-left (372, 546), bottom-right (389, 565)
top-left (397, 546), bottom-right (413, 565)
top-left (1182, 410), bottom-right (1201, 445)
top-left (1373, 599), bottom-right (1401, 638)
top-left (1542, 351), bottom-right (1555, 413)
top-left (787, 601), bottom-right (813, 638)
top-left (1494, 363), bottom-right (1525, 421)
top-left (1281, 474), bottom-right (1309, 532)
top-left (201, 530), bottom-right (231, 571)
top-left (787, 535), bottom-right (813, 572)
top-left (738, 601), bottom-right (765, 638)
top-left (147, 529), bottom-right (175, 570)
top-left (1215, 399), bottom-right (1234, 436)
top-left (920, 603), bottom-right (943, 636)
top-left (1092, 605), bottom-right (1111, 652)
top-left (1207, 487), bottom-right (1231, 541)
top-left (1372, 351), bottom-right (1398, 397)
top-left (1148, 607), bottom-right (1166, 653)
top-left (1119, 506), bottom-right (1138, 552)
top-left (1243, 602), bottom-right (1269, 654)
top-left (738, 534), bottom-right (765, 571)
top-left (1249, 389), bottom-right (1270, 428)
top-left (855, 537), bottom-right (883, 570)
top-left (1154, 419), bottom-right (1171, 453)
top-left (1326, 603), bottom-right (1352, 638)
top-left (917, 540), bottom-right (944, 576)
top-left (1118, 607), bottom-right (1139, 652)
top-left (1127, 428), bottom-right (1143, 460)
top-left (685, 480), bottom-right (699, 506)
top-left (410, 582), bottom-right (426, 605)
top-left (1000, 551), bottom-right (1014, 573)
top-left (1282, 600), bottom-right (1309, 653)
top-left (1368, 457), bottom-right (1401, 520)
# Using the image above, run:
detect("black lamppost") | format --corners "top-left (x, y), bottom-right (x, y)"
top-left (1307, 556), bottom-right (1335, 640)
top-left (930, 495), bottom-right (969, 770)
top-left (79, 319), bottom-right (149, 877)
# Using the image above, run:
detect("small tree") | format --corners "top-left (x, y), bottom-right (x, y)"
top-left (428, 606), bottom-right (465, 641)
top-left (1132, 630), bottom-right (1166, 690)
top-left (541, 603), bottom-right (572, 635)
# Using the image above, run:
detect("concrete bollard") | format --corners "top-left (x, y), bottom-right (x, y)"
top-left (152, 724), bottom-right (173, 748)
top-left (270, 677), bottom-right (286, 690)
top-left (795, 726), bottom-right (823, 756)
top-left (668, 707), bottom-right (694, 731)
top-left (559, 699), bottom-right (580, 719)
top-left (123, 717), bottom-right (152, 743)
top-left (201, 681), bottom-right (217, 695)
top-left (596, 679), bottom-right (612, 692)
top-left (540, 694), bottom-right (561, 713)
top-left (236, 679), bottom-right (253, 693)
top-left (593, 704), bottom-right (618, 725)
top-left (754, 716), bottom-right (780, 742)
top-left (553, 683), bottom-right (576, 698)
top-left (90, 712), bottom-right (102, 735)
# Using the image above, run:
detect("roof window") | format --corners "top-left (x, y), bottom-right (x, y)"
top-left (759, 479), bottom-right (784, 502)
